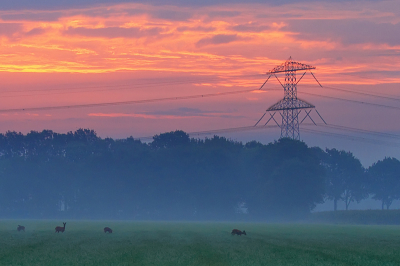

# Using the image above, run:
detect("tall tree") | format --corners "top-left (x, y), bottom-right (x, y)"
top-left (250, 138), bottom-right (325, 219)
top-left (368, 157), bottom-right (400, 210)
top-left (151, 130), bottom-right (190, 149)
top-left (323, 149), bottom-right (366, 211)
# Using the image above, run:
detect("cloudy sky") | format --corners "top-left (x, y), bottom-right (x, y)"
top-left (0, 0), bottom-right (399, 166)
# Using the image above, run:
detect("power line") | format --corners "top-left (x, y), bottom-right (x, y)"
top-left (4, 71), bottom-right (398, 101)
top-left (0, 74), bottom-right (266, 98)
top-left (320, 124), bottom-right (400, 140)
top-left (297, 91), bottom-right (400, 111)
top-left (0, 75), bottom-right (282, 113)
top-left (0, 69), bottom-right (399, 146)
top-left (3, 72), bottom-right (399, 113)
top-left (301, 127), bottom-right (400, 147)
top-left (299, 84), bottom-right (400, 102)
top-left (0, 88), bottom-right (259, 114)
top-left (3, 70), bottom-right (382, 96)
top-left (269, 71), bottom-right (400, 104)
top-left (333, 71), bottom-right (398, 82)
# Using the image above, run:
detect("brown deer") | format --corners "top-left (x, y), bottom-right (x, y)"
top-left (55, 222), bottom-right (66, 233)
top-left (17, 225), bottom-right (25, 232)
top-left (104, 227), bottom-right (113, 233)
top-left (231, 229), bottom-right (246, 236)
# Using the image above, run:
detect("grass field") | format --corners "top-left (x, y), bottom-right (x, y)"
top-left (0, 220), bottom-right (399, 266)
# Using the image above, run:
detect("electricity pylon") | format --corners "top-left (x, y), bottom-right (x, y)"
top-left (255, 57), bottom-right (326, 140)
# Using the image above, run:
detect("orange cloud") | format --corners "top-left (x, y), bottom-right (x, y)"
top-left (0, 2), bottom-right (398, 86)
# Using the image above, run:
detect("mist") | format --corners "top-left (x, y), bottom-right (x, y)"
top-left (0, 128), bottom-right (398, 224)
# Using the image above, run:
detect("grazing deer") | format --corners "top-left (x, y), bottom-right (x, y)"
top-left (104, 227), bottom-right (113, 233)
top-left (231, 229), bottom-right (246, 236)
top-left (17, 225), bottom-right (25, 232)
top-left (55, 222), bottom-right (66, 233)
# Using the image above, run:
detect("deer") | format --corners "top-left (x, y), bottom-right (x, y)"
top-left (55, 222), bottom-right (66, 233)
top-left (104, 227), bottom-right (113, 233)
top-left (17, 225), bottom-right (25, 232)
top-left (231, 229), bottom-right (246, 236)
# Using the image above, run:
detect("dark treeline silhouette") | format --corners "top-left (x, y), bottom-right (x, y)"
top-left (0, 129), bottom-right (397, 221)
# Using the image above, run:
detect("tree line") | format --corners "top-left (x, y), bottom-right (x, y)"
top-left (0, 129), bottom-right (398, 221)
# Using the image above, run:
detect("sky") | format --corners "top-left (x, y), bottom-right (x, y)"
top-left (0, 0), bottom-right (400, 166)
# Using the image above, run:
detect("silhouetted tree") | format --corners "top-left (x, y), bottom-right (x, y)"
top-left (249, 138), bottom-right (325, 219)
top-left (0, 129), bottom-right (386, 220)
top-left (368, 157), bottom-right (400, 210)
top-left (322, 149), bottom-right (366, 211)
top-left (151, 130), bottom-right (190, 149)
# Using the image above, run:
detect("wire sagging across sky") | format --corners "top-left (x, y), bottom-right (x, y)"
top-left (0, 73), bottom-right (267, 98)
top-left (0, 70), bottom-right (399, 151)
top-left (0, 88), bottom-right (261, 114)
top-left (299, 84), bottom-right (400, 102)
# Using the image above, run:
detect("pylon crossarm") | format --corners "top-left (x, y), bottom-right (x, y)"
top-left (267, 57), bottom-right (316, 74)
top-left (310, 71), bottom-right (323, 87)
top-left (268, 67), bottom-right (316, 74)
top-left (267, 98), bottom-right (314, 111)
top-left (254, 112), bottom-right (266, 126)
top-left (296, 72), bottom-right (307, 85)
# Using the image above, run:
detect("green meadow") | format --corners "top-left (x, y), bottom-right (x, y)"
top-left (0, 220), bottom-right (399, 266)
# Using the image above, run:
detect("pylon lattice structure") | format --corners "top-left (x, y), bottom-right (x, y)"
top-left (255, 57), bottom-right (326, 140)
